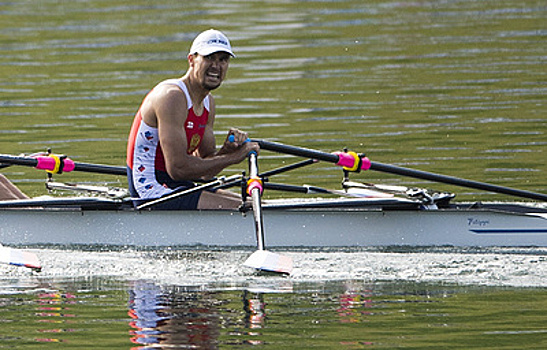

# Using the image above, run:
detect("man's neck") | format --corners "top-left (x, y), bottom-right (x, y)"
top-left (181, 74), bottom-right (209, 106)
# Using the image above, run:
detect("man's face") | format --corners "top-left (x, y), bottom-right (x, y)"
top-left (191, 52), bottom-right (231, 91)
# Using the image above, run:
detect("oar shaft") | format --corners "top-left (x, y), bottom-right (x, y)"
top-left (248, 152), bottom-right (265, 251)
top-left (264, 182), bottom-right (346, 196)
top-left (264, 182), bottom-right (310, 194)
top-left (261, 159), bottom-right (317, 178)
top-left (0, 154), bottom-right (126, 176)
top-left (73, 162), bottom-right (126, 175)
top-left (370, 162), bottom-right (547, 201)
top-left (254, 139), bottom-right (370, 172)
top-left (137, 174), bottom-right (242, 210)
top-left (0, 155), bottom-right (39, 168)
top-left (254, 139), bottom-right (339, 163)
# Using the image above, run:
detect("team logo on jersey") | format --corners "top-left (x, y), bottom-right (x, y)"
top-left (138, 165), bottom-right (146, 172)
top-left (188, 134), bottom-right (201, 153)
top-left (144, 131), bottom-right (154, 141)
top-left (187, 121), bottom-right (194, 129)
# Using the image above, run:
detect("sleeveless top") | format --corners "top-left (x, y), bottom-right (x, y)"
top-left (126, 79), bottom-right (210, 199)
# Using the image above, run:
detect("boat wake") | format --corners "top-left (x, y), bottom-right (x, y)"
top-left (0, 246), bottom-right (545, 290)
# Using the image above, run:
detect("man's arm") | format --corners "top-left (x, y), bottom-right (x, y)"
top-left (197, 96), bottom-right (250, 158)
top-left (194, 94), bottom-right (218, 159)
top-left (152, 87), bottom-right (257, 181)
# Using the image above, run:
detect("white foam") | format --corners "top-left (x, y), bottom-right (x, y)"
top-left (1, 247), bottom-right (544, 289)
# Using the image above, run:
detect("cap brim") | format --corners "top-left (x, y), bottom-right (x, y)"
top-left (194, 46), bottom-right (235, 57)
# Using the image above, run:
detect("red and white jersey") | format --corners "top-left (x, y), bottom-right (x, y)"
top-left (126, 79), bottom-right (210, 199)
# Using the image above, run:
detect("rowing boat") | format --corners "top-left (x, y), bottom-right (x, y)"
top-left (1, 140), bottom-right (546, 273)
top-left (1, 181), bottom-right (546, 248)
top-left (1, 198), bottom-right (546, 247)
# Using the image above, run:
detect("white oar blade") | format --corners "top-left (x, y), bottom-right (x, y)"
top-left (244, 250), bottom-right (293, 275)
top-left (0, 245), bottom-right (41, 271)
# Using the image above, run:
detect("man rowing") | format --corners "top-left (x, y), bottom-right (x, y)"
top-left (127, 29), bottom-right (259, 210)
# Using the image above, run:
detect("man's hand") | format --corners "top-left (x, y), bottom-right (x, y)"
top-left (219, 128), bottom-right (259, 160)
top-left (225, 128), bottom-right (249, 148)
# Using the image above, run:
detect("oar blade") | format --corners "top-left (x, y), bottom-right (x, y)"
top-left (0, 245), bottom-right (41, 271)
top-left (243, 250), bottom-right (293, 275)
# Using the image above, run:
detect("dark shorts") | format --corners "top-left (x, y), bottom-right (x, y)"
top-left (127, 167), bottom-right (202, 210)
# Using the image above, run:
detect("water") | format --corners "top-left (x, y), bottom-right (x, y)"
top-left (1, 0), bottom-right (546, 348)
top-left (0, 246), bottom-right (546, 349)
top-left (1, 0), bottom-right (545, 197)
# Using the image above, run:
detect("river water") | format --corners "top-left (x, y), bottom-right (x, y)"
top-left (1, 0), bottom-right (546, 349)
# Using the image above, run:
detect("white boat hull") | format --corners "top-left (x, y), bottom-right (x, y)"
top-left (1, 203), bottom-right (546, 247)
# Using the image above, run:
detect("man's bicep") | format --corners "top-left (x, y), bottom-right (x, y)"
top-left (197, 126), bottom-right (217, 158)
top-left (156, 97), bottom-right (189, 168)
top-left (198, 98), bottom-right (217, 158)
top-left (159, 122), bottom-right (187, 155)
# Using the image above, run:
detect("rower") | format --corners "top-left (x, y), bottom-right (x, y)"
top-left (126, 29), bottom-right (259, 210)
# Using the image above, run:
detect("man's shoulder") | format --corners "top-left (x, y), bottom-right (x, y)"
top-left (150, 84), bottom-right (187, 105)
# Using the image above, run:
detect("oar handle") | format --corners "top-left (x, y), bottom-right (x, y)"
top-left (229, 135), bottom-right (263, 194)
top-left (228, 134), bottom-right (259, 161)
top-left (228, 134), bottom-right (251, 144)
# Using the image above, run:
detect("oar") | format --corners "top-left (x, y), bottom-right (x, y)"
top-left (252, 139), bottom-right (368, 169)
top-left (212, 159), bottom-right (318, 192)
top-left (261, 159), bottom-right (318, 177)
top-left (0, 243), bottom-right (41, 271)
top-left (0, 152), bottom-right (54, 170)
top-left (136, 174), bottom-right (243, 210)
top-left (367, 162), bottom-right (547, 201)
top-left (265, 182), bottom-right (344, 195)
top-left (242, 151), bottom-right (293, 274)
top-left (254, 139), bottom-right (547, 202)
top-left (263, 182), bottom-right (393, 197)
top-left (0, 154), bottom-right (126, 176)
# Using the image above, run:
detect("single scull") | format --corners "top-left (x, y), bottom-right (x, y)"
top-left (1, 140), bottom-right (546, 274)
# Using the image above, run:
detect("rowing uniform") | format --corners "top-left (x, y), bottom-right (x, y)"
top-left (126, 79), bottom-right (210, 209)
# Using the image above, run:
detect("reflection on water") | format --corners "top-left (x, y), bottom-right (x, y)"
top-left (128, 281), bottom-right (220, 348)
top-left (0, 276), bottom-right (546, 349)
top-left (337, 285), bottom-right (373, 325)
top-left (127, 282), bottom-right (276, 348)
top-left (242, 290), bottom-right (266, 331)
top-left (35, 292), bottom-right (77, 344)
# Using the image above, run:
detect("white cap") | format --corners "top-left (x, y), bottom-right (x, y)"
top-left (189, 29), bottom-right (235, 57)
